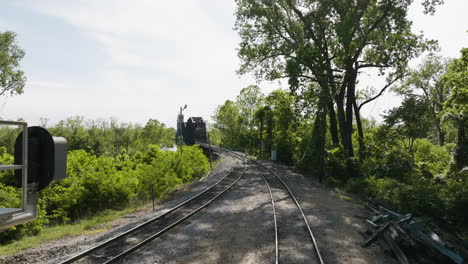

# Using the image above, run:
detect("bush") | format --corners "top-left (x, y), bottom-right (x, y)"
top-left (325, 147), bottom-right (348, 183)
top-left (0, 144), bottom-right (210, 244)
top-left (413, 139), bottom-right (451, 178)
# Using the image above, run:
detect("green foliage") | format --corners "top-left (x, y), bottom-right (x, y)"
top-left (363, 175), bottom-right (447, 224)
top-left (213, 100), bottom-right (242, 149)
top-left (213, 0), bottom-right (467, 238)
top-left (0, 31), bottom-right (26, 97)
top-left (413, 139), bottom-right (451, 178)
top-left (38, 145), bottom-right (208, 226)
top-left (0, 119), bottom-right (208, 244)
top-left (445, 170), bottom-right (468, 231)
top-left (441, 48), bottom-right (468, 170)
top-left (384, 96), bottom-right (433, 147)
top-left (235, 0), bottom-right (439, 159)
top-left (0, 117), bottom-right (175, 157)
top-left (394, 54), bottom-right (450, 146)
top-left (0, 149), bottom-right (49, 243)
top-left (0, 147), bottom-right (15, 186)
top-left (325, 147), bottom-right (348, 184)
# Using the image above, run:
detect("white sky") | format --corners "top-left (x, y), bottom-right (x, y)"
top-left (0, 0), bottom-right (467, 128)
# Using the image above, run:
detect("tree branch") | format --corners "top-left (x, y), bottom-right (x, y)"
top-left (357, 63), bottom-right (392, 69)
top-left (358, 73), bottom-right (406, 111)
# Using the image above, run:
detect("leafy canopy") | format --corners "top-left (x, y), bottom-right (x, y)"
top-left (0, 31), bottom-right (26, 97)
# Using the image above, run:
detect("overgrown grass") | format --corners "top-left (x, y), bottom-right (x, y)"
top-left (0, 205), bottom-right (143, 256)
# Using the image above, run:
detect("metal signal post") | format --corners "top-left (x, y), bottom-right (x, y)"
top-left (0, 121), bottom-right (67, 231)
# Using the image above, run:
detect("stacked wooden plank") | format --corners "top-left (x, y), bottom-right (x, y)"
top-left (363, 203), bottom-right (466, 264)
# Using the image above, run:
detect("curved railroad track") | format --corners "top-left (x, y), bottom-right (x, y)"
top-left (60, 154), bottom-right (246, 264)
top-left (210, 145), bottom-right (324, 264)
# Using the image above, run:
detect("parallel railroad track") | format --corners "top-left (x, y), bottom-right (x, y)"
top-left (61, 144), bottom-right (324, 264)
top-left (207, 145), bottom-right (324, 264)
top-left (60, 154), bottom-right (246, 264)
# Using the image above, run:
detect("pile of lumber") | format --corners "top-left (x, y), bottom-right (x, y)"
top-left (363, 203), bottom-right (466, 264)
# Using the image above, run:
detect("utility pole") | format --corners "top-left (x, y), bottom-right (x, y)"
top-left (208, 132), bottom-right (212, 169)
top-left (176, 105), bottom-right (187, 156)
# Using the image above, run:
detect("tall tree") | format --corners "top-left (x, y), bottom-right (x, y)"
top-left (213, 100), bottom-right (242, 148)
top-left (254, 106), bottom-right (266, 156)
top-left (395, 54), bottom-right (450, 146)
top-left (265, 89), bottom-right (297, 164)
top-left (440, 48), bottom-right (468, 170)
top-left (235, 0), bottom-right (438, 159)
top-left (384, 96), bottom-right (433, 161)
top-left (237, 85), bottom-right (264, 153)
top-left (142, 119), bottom-right (174, 148)
top-left (0, 31), bottom-right (26, 97)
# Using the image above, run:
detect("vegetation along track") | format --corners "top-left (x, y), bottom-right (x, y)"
top-left (208, 145), bottom-right (325, 264)
top-left (60, 156), bottom-right (247, 264)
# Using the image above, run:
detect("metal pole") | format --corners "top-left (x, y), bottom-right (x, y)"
top-left (151, 184), bottom-right (155, 211)
top-left (22, 124), bottom-right (28, 211)
top-left (208, 133), bottom-right (212, 169)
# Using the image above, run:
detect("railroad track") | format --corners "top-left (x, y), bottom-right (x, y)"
top-left (60, 155), bottom-right (246, 264)
top-left (207, 145), bottom-right (324, 264)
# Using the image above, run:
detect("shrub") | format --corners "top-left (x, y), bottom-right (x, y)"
top-left (325, 147), bottom-right (348, 183)
top-left (413, 139), bottom-right (451, 178)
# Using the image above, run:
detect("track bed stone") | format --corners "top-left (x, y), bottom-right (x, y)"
top-left (122, 164), bottom-right (274, 264)
top-left (258, 160), bottom-right (397, 264)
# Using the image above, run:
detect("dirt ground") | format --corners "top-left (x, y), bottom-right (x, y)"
top-left (0, 154), bottom-right (397, 264)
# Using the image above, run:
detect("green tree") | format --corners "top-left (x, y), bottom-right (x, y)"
top-left (50, 116), bottom-right (88, 151)
top-left (235, 0), bottom-right (438, 159)
top-left (384, 96), bottom-right (433, 161)
top-left (213, 100), bottom-right (242, 148)
top-left (142, 119), bottom-right (174, 149)
top-left (440, 48), bottom-right (468, 170)
top-left (237, 85), bottom-right (264, 153)
top-left (0, 31), bottom-right (26, 97)
top-left (265, 89), bottom-right (297, 164)
top-left (395, 54), bottom-right (450, 146)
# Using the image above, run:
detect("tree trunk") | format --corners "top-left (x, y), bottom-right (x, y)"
top-left (267, 114), bottom-right (273, 158)
top-left (259, 119), bottom-right (263, 157)
top-left (455, 117), bottom-right (468, 170)
top-left (353, 100), bottom-right (365, 160)
top-left (327, 100), bottom-right (339, 146)
top-left (337, 68), bottom-right (356, 158)
top-left (318, 94), bottom-right (327, 183)
top-left (345, 70), bottom-right (357, 158)
top-left (336, 94), bottom-right (347, 148)
top-left (323, 82), bottom-right (340, 146)
top-left (436, 119), bottom-right (445, 146)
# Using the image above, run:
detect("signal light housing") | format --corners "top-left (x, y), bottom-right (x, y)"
top-left (14, 126), bottom-right (67, 191)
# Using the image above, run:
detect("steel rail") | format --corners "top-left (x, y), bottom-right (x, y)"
top-left (207, 145), bottom-right (324, 264)
top-left (252, 165), bottom-right (279, 264)
top-left (253, 160), bottom-right (324, 264)
top-left (213, 147), bottom-right (279, 263)
top-left (60, 156), bottom-right (240, 264)
top-left (103, 160), bottom-right (247, 264)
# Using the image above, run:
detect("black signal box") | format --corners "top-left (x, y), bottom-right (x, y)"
top-left (14, 126), bottom-right (67, 191)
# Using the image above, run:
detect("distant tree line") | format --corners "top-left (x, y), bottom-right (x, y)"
top-left (0, 116), bottom-right (175, 156)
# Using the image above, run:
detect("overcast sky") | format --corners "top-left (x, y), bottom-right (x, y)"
top-left (0, 0), bottom-right (467, 128)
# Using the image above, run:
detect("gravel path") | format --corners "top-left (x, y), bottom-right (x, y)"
top-left (0, 154), bottom-right (397, 264)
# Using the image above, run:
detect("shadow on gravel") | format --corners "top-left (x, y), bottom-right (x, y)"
top-left (122, 167), bottom-right (315, 264)
top-left (257, 161), bottom-right (397, 264)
